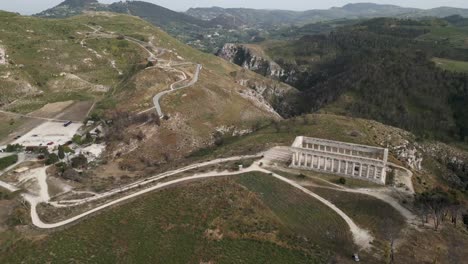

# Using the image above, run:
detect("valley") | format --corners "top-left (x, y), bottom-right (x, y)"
top-left (0, 1), bottom-right (468, 264)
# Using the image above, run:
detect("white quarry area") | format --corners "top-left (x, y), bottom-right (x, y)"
top-left (0, 46), bottom-right (7, 65)
top-left (12, 121), bottom-right (82, 149)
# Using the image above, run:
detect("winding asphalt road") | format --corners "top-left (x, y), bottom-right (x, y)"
top-left (85, 25), bottom-right (202, 118)
top-left (153, 64), bottom-right (202, 117)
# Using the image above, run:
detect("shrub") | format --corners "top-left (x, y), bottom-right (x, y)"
top-left (72, 134), bottom-right (82, 145)
top-left (339, 177), bottom-right (347, 185)
top-left (71, 155), bottom-right (88, 169)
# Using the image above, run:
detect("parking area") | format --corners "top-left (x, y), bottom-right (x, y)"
top-left (12, 121), bottom-right (82, 149)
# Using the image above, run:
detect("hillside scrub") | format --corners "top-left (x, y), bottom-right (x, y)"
top-left (264, 18), bottom-right (468, 142)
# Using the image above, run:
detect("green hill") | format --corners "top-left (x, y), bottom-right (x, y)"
top-left (0, 10), bottom-right (293, 165)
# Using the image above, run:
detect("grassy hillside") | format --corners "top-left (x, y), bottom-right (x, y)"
top-left (0, 173), bottom-right (363, 263)
top-left (0, 10), bottom-right (289, 172)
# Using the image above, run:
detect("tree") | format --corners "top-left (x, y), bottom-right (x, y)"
top-left (6, 144), bottom-right (23, 152)
top-left (414, 188), bottom-right (452, 230)
top-left (71, 155), bottom-right (88, 169)
top-left (463, 214), bottom-right (468, 230)
top-left (272, 121), bottom-right (281, 133)
top-left (72, 134), bottom-right (82, 145)
top-left (45, 153), bottom-right (59, 165)
top-left (58, 145), bottom-right (65, 160)
top-left (213, 131), bottom-right (224, 146)
top-left (338, 177), bottom-right (347, 185)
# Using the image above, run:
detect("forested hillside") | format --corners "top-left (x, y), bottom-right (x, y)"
top-left (262, 18), bottom-right (468, 142)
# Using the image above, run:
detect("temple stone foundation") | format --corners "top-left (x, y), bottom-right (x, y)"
top-left (290, 136), bottom-right (389, 185)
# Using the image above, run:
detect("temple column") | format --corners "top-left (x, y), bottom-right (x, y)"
top-left (366, 165), bottom-right (370, 178)
top-left (338, 160), bottom-right (342, 173)
top-left (359, 163), bottom-right (363, 177)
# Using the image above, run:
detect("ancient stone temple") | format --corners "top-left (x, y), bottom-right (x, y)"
top-left (290, 136), bottom-right (389, 184)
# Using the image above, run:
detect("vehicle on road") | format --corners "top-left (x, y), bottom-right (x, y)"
top-left (47, 142), bottom-right (54, 146)
top-left (64, 121), bottom-right (73, 127)
top-left (13, 135), bottom-right (21, 140)
top-left (353, 253), bottom-right (360, 262)
top-left (32, 134), bottom-right (39, 137)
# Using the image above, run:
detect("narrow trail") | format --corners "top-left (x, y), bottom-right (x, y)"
top-left (152, 64), bottom-right (202, 117)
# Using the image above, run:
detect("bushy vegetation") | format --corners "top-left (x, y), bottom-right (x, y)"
top-left (5, 144), bottom-right (23, 153)
top-left (414, 187), bottom-right (463, 230)
top-left (0, 155), bottom-right (18, 170)
top-left (265, 17), bottom-right (468, 142)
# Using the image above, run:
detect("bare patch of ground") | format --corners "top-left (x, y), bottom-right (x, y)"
top-left (29, 101), bottom-right (74, 118)
top-left (56, 101), bottom-right (94, 121)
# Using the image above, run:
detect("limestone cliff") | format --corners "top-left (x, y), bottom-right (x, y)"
top-left (230, 69), bottom-right (299, 117)
top-left (217, 43), bottom-right (287, 79)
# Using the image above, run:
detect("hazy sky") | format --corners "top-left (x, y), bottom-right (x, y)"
top-left (1, 0), bottom-right (468, 15)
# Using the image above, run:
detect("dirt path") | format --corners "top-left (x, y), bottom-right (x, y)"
top-left (18, 158), bottom-right (373, 250)
top-left (0, 153), bottom-right (24, 192)
top-left (273, 166), bottom-right (419, 225)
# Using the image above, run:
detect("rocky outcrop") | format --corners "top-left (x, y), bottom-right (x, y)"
top-left (231, 69), bottom-right (299, 117)
top-left (421, 142), bottom-right (468, 188)
top-left (393, 141), bottom-right (423, 171)
top-left (217, 44), bottom-right (287, 79)
top-left (0, 46), bottom-right (7, 65)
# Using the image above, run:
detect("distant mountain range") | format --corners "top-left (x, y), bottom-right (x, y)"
top-left (187, 3), bottom-right (468, 27)
top-left (35, 1), bottom-right (468, 30)
top-left (36, 0), bottom-right (210, 29)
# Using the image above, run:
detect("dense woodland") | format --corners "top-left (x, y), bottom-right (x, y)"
top-left (267, 18), bottom-right (468, 141)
